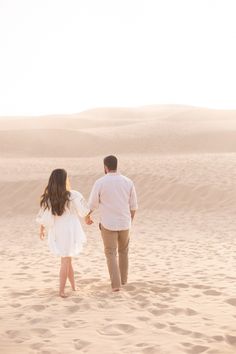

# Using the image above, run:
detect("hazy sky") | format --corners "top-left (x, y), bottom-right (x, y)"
top-left (0, 0), bottom-right (236, 115)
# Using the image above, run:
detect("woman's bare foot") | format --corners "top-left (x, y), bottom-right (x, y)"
top-left (59, 292), bottom-right (68, 298)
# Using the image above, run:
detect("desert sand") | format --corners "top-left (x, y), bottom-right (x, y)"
top-left (0, 105), bottom-right (236, 354)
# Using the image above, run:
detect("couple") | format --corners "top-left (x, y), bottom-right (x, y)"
top-left (36, 155), bottom-right (138, 298)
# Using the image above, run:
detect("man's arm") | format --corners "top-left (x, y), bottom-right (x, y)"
top-left (129, 183), bottom-right (138, 221)
top-left (130, 209), bottom-right (136, 221)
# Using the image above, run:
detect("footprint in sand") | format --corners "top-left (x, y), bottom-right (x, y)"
top-left (136, 342), bottom-right (148, 347)
top-left (186, 344), bottom-right (209, 354)
top-left (170, 307), bottom-right (198, 316)
top-left (191, 332), bottom-right (205, 339)
top-left (11, 291), bottom-right (28, 298)
top-left (30, 342), bottom-right (44, 350)
top-left (191, 294), bottom-right (201, 298)
top-left (29, 317), bottom-right (43, 324)
top-left (10, 303), bottom-right (21, 308)
top-left (6, 330), bottom-right (20, 338)
top-left (154, 322), bottom-right (166, 329)
top-left (67, 303), bottom-right (90, 312)
top-left (67, 305), bottom-right (80, 313)
top-left (141, 346), bottom-right (161, 354)
top-left (170, 325), bottom-right (191, 335)
top-left (133, 294), bottom-right (148, 302)
top-left (151, 286), bottom-right (170, 294)
top-left (148, 308), bottom-right (167, 316)
top-left (124, 285), bottom-right (136, 291)
top-left (43, 278), bottom-right (53, 283)
top-left (137, 316), bottom-right (150, 322)
top-left (31, 328), bottom-right (52, 338)
top-left (225, 298), bottom-right (236, 306)
top-left (105, 317), bottom-right (113, 322)
top-left (73, 339), bottom-right (91, 350)
top-left (185, 308), bottom-right (198, 316)
top-left (174, 283), bottom-right (189, 289)
top-left (212, 335), bottom-right (224, 342)
top-left (181, 342), bottom-right (192, 348)
top-left (153, 302), bottom-right (169, 309)
top-left (32, 305), bottom-right (46, 312)
top-left (71, 298), bottom-right (82, 304)
top-left (225, 335), bottom-right (236, 346)
top-left (63, 321), bottom-right (77, 328)
top-left (98, 324), bottom-right (136, 336)
top-left (192, 284), bottom-right (211, 290)
top-left (203, 290), bottom-right (221, 296)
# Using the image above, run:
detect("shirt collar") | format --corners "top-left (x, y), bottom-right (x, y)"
top-left (107, 171), bottom-right (120, 176)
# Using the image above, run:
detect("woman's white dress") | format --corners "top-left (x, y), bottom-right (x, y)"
top-left (36, 190), bottom-right (89, 257)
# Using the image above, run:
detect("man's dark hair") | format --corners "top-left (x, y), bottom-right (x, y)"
top-left (104, 155), bottom-right (118, 171)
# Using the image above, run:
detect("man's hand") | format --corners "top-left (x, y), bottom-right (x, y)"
top-left (85, 214), bottom-right (93, 225)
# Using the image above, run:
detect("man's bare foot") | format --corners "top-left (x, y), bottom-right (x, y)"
top-left (59, 292), bottom-right (68, 298)
top-left (112, 288), bottom-right (121, 292)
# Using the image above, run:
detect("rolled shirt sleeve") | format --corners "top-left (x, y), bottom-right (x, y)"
top-left (129, 183), bottom-right (138, 210)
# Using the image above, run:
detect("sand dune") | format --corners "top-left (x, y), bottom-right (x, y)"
top-left (0, 106), bottom-right (236, 157)
top-left (0, 153), bottom-right (236, 216)
top-left (0, 105), bottom-right (236, 354)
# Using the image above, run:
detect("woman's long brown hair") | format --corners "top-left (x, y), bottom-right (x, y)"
top-left (40, 169), bottom-right (70, 216)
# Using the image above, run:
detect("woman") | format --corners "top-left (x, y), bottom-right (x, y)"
top-left (36, 169), bottom-right (92, 298)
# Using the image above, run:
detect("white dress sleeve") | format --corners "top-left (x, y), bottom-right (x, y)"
top-left (70, 190), bottom-right (90, 218)
top-left (36, 207), bottom-right (55, 228)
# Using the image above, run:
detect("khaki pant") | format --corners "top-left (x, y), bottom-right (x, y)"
top-left (101, 224), bottom-right (130, 289)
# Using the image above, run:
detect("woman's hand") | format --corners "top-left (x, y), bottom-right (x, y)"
top-left (39, 225), bottom-right (46, 240)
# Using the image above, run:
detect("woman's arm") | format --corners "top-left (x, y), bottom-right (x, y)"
top-left (71, 191), bottom-right (93, 225)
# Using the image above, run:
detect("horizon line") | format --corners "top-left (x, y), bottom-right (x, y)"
top-left (0, 103), bottom-right (236, 119)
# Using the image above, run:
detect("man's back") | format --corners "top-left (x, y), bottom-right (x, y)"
top-left (89, 172), bottom-right (138, 231)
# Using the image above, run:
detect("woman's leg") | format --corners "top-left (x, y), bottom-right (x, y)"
top-left (68, 257), bottom-right (76, 291)
top-left (59, 257), bottom-right (69, 297)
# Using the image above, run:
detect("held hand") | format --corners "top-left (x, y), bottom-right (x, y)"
top-left (85, 215), bottom-right (93, 225)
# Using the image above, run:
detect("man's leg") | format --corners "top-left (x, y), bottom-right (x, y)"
top-left (101, 225), bottom-right (121, 290)
top-left (118, 229), bottom-right (130, 285)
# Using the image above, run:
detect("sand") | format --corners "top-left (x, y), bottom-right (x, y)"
top-left (0, 105), bottom-right (236, 354)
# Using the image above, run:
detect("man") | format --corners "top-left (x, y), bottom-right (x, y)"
top-left (86, 155), bottom-right (138, 292)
